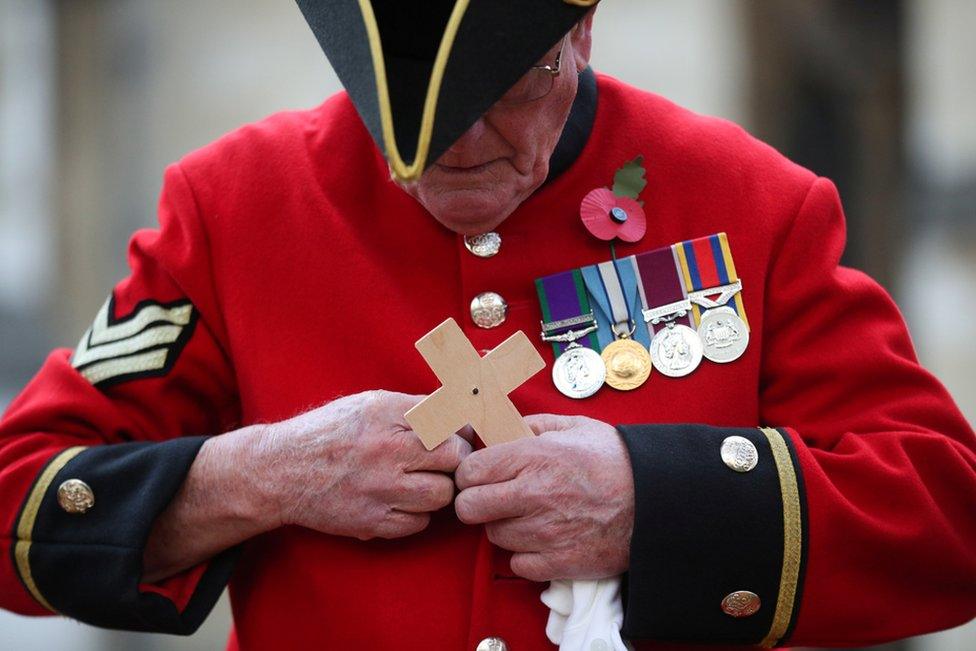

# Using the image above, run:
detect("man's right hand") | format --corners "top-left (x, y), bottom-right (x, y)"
top-left (254, 390), bottom-right (472, 540)
top-left (143, 390), bottom-right (467, 583)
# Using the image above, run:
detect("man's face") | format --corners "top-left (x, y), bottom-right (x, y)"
top-left (396, 14), bottom-right (594, 235)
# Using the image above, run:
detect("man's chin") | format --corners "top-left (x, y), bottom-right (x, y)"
top-left (398, 161), bottom-right (546, 235)
top-left (420, 188), bottom-right (521, 235)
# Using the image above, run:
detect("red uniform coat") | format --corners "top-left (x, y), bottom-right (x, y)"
top-left (1, 74), bottom-right (974, 650)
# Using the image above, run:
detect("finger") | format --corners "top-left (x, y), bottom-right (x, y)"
top-left (455, 441), bottom-right (531, 490)
top-left (456, 424), bottom-right (477, 445)
top-left (409, 434), bottom-right (473, 472)
top-left (523, 413), bottom-right (574, 436)
top-left (393, 472), bottom-right (456, 513)
top-left (510, 552), bottom-right (558, 582)
top-left (455, 482), bottom-right (528, 524)
top-left (372, 510), bottom-right (431, 539)
top-left (378, 390), bottom-right (426, 417)
top-left (484, 520), bottom-right (544, 553)
top-left (362, 390), bottom-right (425, 430)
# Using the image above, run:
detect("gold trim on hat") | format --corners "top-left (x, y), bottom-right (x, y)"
top-left (356, 0), bottom-right (600, 182)
top-left (356, 0), bottom-right (471, 182)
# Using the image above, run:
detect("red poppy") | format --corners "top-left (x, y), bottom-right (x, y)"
top-left (580, 188), bottom-right (647, 242)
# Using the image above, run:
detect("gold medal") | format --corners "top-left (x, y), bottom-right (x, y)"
top-left (600, 337), bottom-right (652, 391)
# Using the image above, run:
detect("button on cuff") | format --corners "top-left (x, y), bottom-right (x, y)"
top-left (57, 479), bottom-right (94, 514)
top-left (721, 590), bottom-right (761, 617)
top-left (721, 435), bottom-right (759, 472)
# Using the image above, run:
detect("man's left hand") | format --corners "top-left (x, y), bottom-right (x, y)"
top-left (454, 414), bottom-right (634, 582)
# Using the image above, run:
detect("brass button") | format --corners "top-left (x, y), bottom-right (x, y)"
top-left (721, 435), bottom-right (758, 473)
top-left (470, 292), bottom-right (508, 329)
top-left (721, 590), bottom-right (761, 617)
top-left (57, 479), bottom-right (94, 514)
top-left (464, 232), bottom-right (502, 258)
top-left (476, 637), bottom-right (508, 651)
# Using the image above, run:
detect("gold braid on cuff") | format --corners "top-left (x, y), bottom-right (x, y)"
top-left (14, 446), bottom-right (88, 613)
top-left (758, 427), bottom-right (803, 648)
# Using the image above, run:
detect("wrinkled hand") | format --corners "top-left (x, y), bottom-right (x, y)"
top-left (255, 390), bottom-right (471, 540)
top-left (454, 414), bottom-right (634, 582)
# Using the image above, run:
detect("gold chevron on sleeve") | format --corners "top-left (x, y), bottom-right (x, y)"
top-left (70, 295), bottom-right (196, 386)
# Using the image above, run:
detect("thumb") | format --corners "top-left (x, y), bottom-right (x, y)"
top-left (523, 413), bottom-right (574, 436)
top-left (382, 391), bottom-right (426, 410)
top-left (376, 391), bottom-right (425, 426)
top-left (511, 552), bottom-right (557, 583)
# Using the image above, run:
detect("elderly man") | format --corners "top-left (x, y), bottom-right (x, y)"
top-left (1, 2), bottom-right (974, 650)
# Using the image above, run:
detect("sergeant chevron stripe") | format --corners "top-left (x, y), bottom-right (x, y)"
top-left (71, 295), bottom-right (196, 387)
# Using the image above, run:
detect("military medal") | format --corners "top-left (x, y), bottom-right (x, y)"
top-left (674, 233), bottom-right (750, 364)
top-left (548, 336), bottom-right (605, 399)
top-left (644, 300), bottom-right (704, 378)
top-left (700, 307), bottom-right (748, 362)
top-left (691, 283), bottom-right (750, 363)
top-left (600, 337), bottom-right (652, 391)
top-left (536, 270), bottom-right (606, 399)
top-left (634, 246), bottom-right (704, 378)
top-left (581, 259), bottom-right (652, 391)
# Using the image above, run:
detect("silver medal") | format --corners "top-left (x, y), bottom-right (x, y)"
top-left (699, 306), bottom-right (749, 363)
top-left (552, 344), bottom-right (606, 399)
top-left (649, 324), bottom-right (703, 378)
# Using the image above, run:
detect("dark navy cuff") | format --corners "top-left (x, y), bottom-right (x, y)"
top-left (616, 424), bottom-right (808, 647)
top-left (12, 437), bottom-right (237, 634)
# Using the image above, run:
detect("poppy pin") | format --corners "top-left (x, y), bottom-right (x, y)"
top-left (580, 155), bottom-right (648, 244)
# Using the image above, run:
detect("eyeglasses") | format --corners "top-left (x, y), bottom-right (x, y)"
top-left (496, 37), bottom-right (565, 106)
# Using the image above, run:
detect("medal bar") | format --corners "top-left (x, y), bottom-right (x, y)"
top-left (541, 323), bottom-right (600, 343)
top-left (533, 232), bottom-right (751, 396)
top-left (541, 312), bottom-right (598, 334)
top-left (688, 280), bottom-right (743, 310)
top-left (642, 298), bottom-right (692, 325)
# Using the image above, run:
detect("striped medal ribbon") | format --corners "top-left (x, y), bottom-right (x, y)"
top-left (580, 258), bottom-right (652, 391)
top-left (633, 244), bottom-right (704, 378)
top-left (535, 269), bottom-right (606, 399)
top-left (673, 232), bottom-right (750, 363)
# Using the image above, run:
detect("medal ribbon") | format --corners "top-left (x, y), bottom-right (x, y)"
top-left (633, 244), bottom-right (693, 333)
top-left (673, 232), bottom-right (750, 330)
top-left (581, 257), bottom-right (651, 351)
top-left (535, 269), bottom-right (601, 357)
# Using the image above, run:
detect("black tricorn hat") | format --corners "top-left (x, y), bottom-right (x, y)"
top-left (295, 0), bottom-right (599, 181)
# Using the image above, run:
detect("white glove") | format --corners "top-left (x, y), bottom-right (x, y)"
top-left (541, 577), bottom-right (629, 651)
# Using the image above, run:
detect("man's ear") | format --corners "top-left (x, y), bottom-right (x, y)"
top-left (570, 8), bottom-right (595, 71)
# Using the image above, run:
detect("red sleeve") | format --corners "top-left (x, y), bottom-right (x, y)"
top-left (0, 163), bottom-right (241, 634)
top-left (761, 177), bottom-right (976, 646)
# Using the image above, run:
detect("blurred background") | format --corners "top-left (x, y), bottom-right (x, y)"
top-left (0, 0), bottom-right (973, 649)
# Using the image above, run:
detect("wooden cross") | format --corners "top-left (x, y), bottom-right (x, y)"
top-left (405, 318), bottom-right (545, 450)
